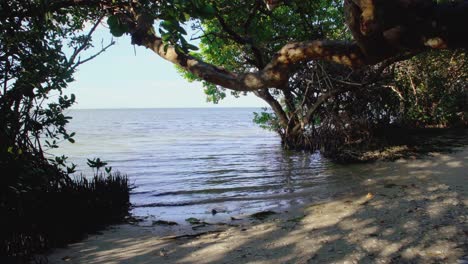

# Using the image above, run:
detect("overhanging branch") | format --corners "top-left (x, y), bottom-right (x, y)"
top-left (135, 32), bottom-right (365, 91)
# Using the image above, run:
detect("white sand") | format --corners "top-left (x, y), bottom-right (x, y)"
top-left (46, 148), bottom-right (468, 264)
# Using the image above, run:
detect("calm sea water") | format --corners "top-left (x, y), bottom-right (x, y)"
top-left (53, 108), bottom-right (368, 222)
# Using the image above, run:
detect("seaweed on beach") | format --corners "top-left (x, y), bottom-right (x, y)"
top-left (250, 211), bottom-right (277, 220)
top-left (152, 220), bottom-right (179, 226)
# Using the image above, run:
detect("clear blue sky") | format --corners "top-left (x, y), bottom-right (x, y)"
top-left (68, 26), bottom-right (267, 109)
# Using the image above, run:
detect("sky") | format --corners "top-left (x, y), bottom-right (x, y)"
top-left (67, 26), bottom-right (268, 109)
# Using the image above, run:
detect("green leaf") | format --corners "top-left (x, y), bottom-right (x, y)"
top-left (200, 5), bottom-right (216, 19)
top-left (161, 33), bottom-right (172, 42)
top-left (160, 20), bottom-right (177, 30)
top-left (107, 15), bottom-right (119, 28)
top-left (110, 27), bottom-right (125, 37)
top-left (186, 43), bottom-right (199, 51)
top-left (107, 15), bottom-right (128, 37)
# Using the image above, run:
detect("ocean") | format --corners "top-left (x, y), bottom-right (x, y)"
top-left (52, 108), bottom-right (367, 222)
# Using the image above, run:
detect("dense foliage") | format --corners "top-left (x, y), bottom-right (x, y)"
top-left (0, 1), bottom-right (109, 173)
top-left (1, 173), bottom-right (130, 262)
top-left (251, 50), bottom-right (467, 158)
top-left (178, 0), bottom-right (346, 102)
top-left (394, 51), bottom-right (467, 128)
top-left (0, 1), bottom-right (129, 261)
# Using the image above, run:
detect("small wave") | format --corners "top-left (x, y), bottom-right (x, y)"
top-left (131, 190), bottom-right (153, 195)
top-left (151, 185), bottom-right (283, 197)
top-left (134, 196), bottom-right (266, 207)
top-left (134, 186), bottom-right (333, 208)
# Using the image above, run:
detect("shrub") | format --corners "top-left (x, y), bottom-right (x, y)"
top-left (0, 166), bottom-right (131, 263)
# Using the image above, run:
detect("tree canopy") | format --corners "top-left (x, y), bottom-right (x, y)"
top-left (1, 0), bottom-right (467, 157)
top-left (3, 1), bottom-right (466, 90)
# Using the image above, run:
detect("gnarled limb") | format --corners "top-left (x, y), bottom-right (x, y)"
top-left (133, 29), bottom-right (365, 91)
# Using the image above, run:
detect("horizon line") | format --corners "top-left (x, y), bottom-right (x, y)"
top-left (70, 106), bottom-right (270, 110)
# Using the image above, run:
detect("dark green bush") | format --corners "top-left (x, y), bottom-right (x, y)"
top-left (0, 165), bottom-right (131, 263)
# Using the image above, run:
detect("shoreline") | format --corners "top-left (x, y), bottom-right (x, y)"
top-left (45, 147), bottom-right (467, 264)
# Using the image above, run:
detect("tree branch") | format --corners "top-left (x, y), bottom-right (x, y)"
top-left (255, 89), bottom-right (289, 128)
top-left (68, 16), bottom-right (105, 66)
top-left (71, 40), bottom-right (115, 70)
top-left (135, 31), bottom-right (365, 92)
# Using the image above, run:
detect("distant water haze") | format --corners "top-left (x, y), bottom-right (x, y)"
top-left (52, 108), bottom-right (368, 222)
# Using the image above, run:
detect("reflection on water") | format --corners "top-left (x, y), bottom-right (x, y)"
top-left (53, 108), bottom-right (367, 222)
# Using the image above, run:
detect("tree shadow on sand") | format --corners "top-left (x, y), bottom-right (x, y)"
top-left (45, 149), bottom-right (467, 264)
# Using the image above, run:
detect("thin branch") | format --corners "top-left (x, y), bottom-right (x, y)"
top-left (68, 16), bottom-right (105, 66)
top-left (329, 77), bottom-right (363, 87)
top-left (243, 1), bottom-right (261, 33)
top-left (382, 85), bottom-right (404, 100)
top-left (72, 40), bottom-right (115, 70)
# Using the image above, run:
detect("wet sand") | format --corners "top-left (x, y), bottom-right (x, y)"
top-left (46, 148), bottom-right (467, 264)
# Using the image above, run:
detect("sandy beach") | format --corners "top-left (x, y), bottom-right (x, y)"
top-left (45, 148), bottom-right (467, 264)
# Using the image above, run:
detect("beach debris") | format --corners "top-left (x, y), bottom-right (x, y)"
top-left (159, 248), bottom-right (168, 257)
top-left (161, 230), bottom-right (224, 240)
top-left (360, 192), bottom-right (375, 205)
top-left (185, 218), bottom-right (215, 230)
top-left (287, 215), bottom-right (306, 223)
top-left (185, 217), bottom-right (202, 225)
top-left (211, 207), bottom-right (228, 215)
top-left (307, 254), bottom-right (318, 261)
top-left (250, 210), bottom-right (277, 220)
top-left (125, 215), bottom-right (145, 225)
top-left (384, 183), bottom-right (398, 188)
top-left (152, 220), bottom-right (178, 226)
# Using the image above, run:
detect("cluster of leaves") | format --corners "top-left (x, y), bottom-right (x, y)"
top-left (253, 108), bottom-right (281, 132)
top-left (0, 0), bottom-right (110, 184)
top-left (105, 0), bottom-right (216, 53)
top-left (164, 0), bottom-right (347, 105)
top-left (87, 157), bottom-right (113, 175)
top-left (157, 0), bottom-right (215, 53)
top-left (180, 0), bottom-right (346, 103)
top-left (107, 14), bottom-right (131, 37)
